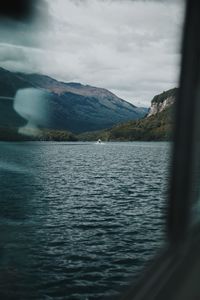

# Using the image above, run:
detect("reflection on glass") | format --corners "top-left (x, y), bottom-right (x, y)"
top-left (14, 88), bottom-right (51, 137)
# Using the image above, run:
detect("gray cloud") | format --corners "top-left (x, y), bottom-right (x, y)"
top-left (0, 0), bottom-right (185, 106)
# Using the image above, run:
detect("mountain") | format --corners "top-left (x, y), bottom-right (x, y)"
top-left (0, 67), bottom-right (146, 135)
top-left (79, 88), bottom-right (177, 141)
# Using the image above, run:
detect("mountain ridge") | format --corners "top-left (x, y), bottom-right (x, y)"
top-left (0, 67), bottom-right (146, 135)
top-left (15, 71), bottom-right (137, 109)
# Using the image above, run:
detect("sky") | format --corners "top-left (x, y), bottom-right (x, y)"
top-left (0, 0), bottom-right (185, 107)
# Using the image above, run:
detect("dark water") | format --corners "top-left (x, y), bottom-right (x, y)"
top-left (0, 141), bottom-right (170, 300)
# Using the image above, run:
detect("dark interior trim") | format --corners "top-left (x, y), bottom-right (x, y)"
top-left (168, 0), bottom-right (200, 242)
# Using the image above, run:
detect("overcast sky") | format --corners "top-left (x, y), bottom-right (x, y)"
top-left (0, 0), bottom-right (185, 106)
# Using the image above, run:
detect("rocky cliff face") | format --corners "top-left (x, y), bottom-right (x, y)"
top-left (147, 88), bottom-right (177, 117)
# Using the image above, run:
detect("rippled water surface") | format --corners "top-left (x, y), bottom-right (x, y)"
top-left (0, 142), bottom-right (170, 299)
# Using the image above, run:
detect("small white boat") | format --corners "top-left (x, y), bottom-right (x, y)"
top-left (95, 139), bottom-right (104, 144)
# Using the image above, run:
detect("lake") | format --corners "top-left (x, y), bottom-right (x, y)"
top-left (0, 141), bottom-right (170, 300)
